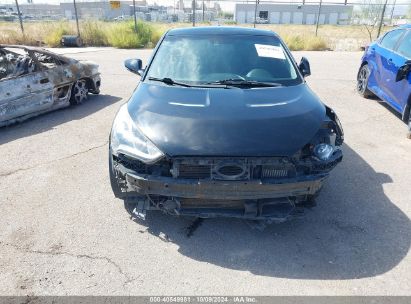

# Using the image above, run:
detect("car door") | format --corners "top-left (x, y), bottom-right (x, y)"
top-left (375, 29), bottom-right (406, 112)
top-left (387, 30), bottom-right (411, 114)
top-left (0, 52), bottom-right (54, 124)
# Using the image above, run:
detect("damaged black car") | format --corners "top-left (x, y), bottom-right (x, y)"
top-left (109, 27), bottom-right (344, 222)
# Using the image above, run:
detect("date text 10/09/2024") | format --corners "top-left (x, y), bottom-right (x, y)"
top-left (149, 297), bottom-right (257, 303)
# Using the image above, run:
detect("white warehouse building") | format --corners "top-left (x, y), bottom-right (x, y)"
top-left (235, 3), bottom-right (353, 25)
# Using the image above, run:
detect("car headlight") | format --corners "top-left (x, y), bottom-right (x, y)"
top-left (110, 105), bottom-right (164, 164)
top-left (313, 143), bottom-right (334, 161)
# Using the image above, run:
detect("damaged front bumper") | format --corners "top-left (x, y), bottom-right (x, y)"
top-left (111, 150), bottom-right (342, 222)
top-left (124, 172), bottom-right (326, 222)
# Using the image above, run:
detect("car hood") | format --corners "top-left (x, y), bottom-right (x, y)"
top-left (128, 82), bottom-right (326, 157)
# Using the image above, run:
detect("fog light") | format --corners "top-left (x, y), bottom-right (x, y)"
top-left (313, 143), bottom-right (334, 160)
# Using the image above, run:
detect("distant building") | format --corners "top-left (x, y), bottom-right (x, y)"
top-left (60, 0), bottom-right (146, 20)
top-left (235, 3), bottom-right (353, 25)
top-left (1, 0), bottom-right (218, 22)
top-left (19, 4), bottom-right (62, 19)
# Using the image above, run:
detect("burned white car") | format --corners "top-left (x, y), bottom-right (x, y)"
top-left (0, 45), bottom-right (101, 127)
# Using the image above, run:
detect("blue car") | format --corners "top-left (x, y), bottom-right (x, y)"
top-left (357, 24), bottom-right (411, 135)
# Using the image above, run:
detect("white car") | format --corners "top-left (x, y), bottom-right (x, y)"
top-left (0, 45), bottom-right (101, 127)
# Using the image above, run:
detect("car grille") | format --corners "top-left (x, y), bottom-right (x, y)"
top-left (116, 155), bottom-right (296, 181)
top-left (178, 164), bottom-right (211, 179)
top-left (174, 159), bottom-right (295, 180)
top-left (218, 165), bottom-right (244, 176)
top-left (261, 166), bottom-right (289, 178)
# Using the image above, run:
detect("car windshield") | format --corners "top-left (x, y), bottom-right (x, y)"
top-left (145, 34), bottom-right (302, 86)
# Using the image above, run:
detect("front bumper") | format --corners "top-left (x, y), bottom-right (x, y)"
top-left (88, 73), bottom-right (101, 93)
top-left (111, 158), bottom-right (338, 221)
top-left (125, 172), bottom-right (326, 221)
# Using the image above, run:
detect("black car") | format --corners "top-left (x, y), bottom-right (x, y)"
top-left (109, 27), bottom-right (343, 222)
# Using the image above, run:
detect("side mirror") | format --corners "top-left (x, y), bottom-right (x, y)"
top-left (299, 57), bottom-right (311, 77)
top-left (396, 60), bottom-right (411, 82)
top-left (124, 58), bottom-right (144, 75)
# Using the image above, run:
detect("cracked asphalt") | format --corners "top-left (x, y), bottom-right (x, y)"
top-left (0, 48), bottom-right (410, 295)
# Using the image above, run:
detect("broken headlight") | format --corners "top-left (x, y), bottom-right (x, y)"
top-left (110, 104), bottom-right (164, 164)
top-left (313, 143), bottom-right (334, 161)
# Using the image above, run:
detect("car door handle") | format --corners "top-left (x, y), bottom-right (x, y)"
top-left (40, 78), bottom-right (49, 84)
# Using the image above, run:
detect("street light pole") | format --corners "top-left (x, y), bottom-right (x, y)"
top-left (253, 0), bottom-right (258, 28)
top-left (202, 0), bottom-right (205, 22)
top-left (192, 0), bottom-right (196, 26)
top-left (73, 0), bottom-right (80, 38)
top-left (377, 0), bottom-right (389, 38)
top-left (15, 0), bottom-right (24, 36)
top-left (389, 0), bottom-right (397, 25)
top-left (132, 0), bottom-right (137, 33)
top-left (315, 0), bottom-right (323, 36)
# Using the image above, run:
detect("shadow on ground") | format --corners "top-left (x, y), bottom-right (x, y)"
top-left (367, 94), bottom-right (407, 124)
top-left (0, 94), bottom-right (121, 144)
top-left (127, 143), bottom-right (410, 280)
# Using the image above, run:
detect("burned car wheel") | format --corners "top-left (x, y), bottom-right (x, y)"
top-left (70, 79), bottom-right (88, 105)
top-left (357, 64), bottom-right (374, 98)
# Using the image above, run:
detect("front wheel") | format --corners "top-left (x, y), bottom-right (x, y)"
top-left (357, 64), bottom-right (374, 98)
top-left (70, 79), bottom-right (88, 105)
top-left (406, 107), bottom-right (411, 139)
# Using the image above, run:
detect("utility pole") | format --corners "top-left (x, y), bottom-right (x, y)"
top-left (315, 0), bottom-right (323, 36)
top-left (15, 0), bottom-right (24, 36)
top-left (192, 0), bottom-right (196, 26)
top-left (73, 0), bottom-right (80, 38)
top-left (132, 0), bottom-right (137, 33)
top-left (202, 0), bottom-right (205, 22)
top-left (377, 0), bottom-right (389, 38)
top-left (253, 0), bottom-right (258, 28)
top-left (389, 0), bottom-right (397, 25)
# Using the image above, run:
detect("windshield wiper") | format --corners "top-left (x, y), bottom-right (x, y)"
top-left (148, 77), bottom-right (233, 89)
top-left (148, 77), bottom-right (193, 87)
top-left (205, 79), bottom-right (283, 87)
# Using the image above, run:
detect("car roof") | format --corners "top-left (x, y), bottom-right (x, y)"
top-left (167, 26), bottom-right (278, 37)
top-left (0, 44), bottom-right (70, 61)
top-left (397, 24), bottom-right (411, 29)
top-left (0, 44), bottom-right (47, 52)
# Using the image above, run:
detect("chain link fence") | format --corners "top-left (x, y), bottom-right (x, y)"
top-left (0, 0), bottom-right (410, 49)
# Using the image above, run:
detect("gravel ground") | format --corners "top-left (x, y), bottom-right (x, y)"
top-left (0, 48), bottom-right (410, 296)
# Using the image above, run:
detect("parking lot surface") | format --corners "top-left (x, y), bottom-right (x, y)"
top-left (0, 48), bottom-right (410, 295)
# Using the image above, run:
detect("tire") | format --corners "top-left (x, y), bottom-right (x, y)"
top-left (109, 146), bottom-right (124, 198)
top-left (357, 64), bottom-right (374, 98)
top-left (69, 79), bottom-right (88, 105)
top-left (406, 107), bottom-right (411, 139)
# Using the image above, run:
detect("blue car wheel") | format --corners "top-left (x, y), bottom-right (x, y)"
top-left (357, 64), bottom-right (374, 98)
top-left (407, 107), bottom-right (411, 139)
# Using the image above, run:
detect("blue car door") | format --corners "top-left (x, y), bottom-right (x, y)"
top-left (375, 29), bottom-right (406, 112)
top-left (387, 30), bottom-right (411, 115)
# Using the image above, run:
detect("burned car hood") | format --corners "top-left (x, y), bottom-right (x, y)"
top-left (128, 82), bottom-right (326, 157)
